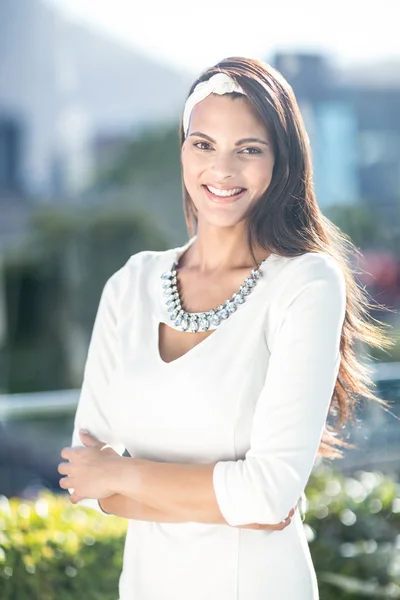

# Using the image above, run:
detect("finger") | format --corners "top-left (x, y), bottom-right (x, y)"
top-left (279, 516), bottom-right (292, 529)
top-left (57, 462), bottom-right (70, 475)
top-left (269, 520), bottom-right (288, 531)
top-left (70, 493), bottom-right (83, 504)
top-left (59, 476), bottom-right (71, 490)
top-left (79, 430), bottom-right (104, 447)
top-left (261, 516), bottom-right (291, 531)
top-left (60, 447), bottom-right (72, 459)
top-left (61, 446), bottom-right (84, 460)
top-left (279, 518), bottom-right (291, 530)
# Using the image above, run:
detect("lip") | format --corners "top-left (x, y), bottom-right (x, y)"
top-left (206, 184), bottom-right (245, 191)
top-left (202, 185), bottom-right (246, 204)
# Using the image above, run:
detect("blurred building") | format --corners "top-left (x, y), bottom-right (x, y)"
top-left (0, 0), bottom-right (193, 392)
top-left (0, 0), bottom-right (191, 200)
top-left (0, 117), bottom-right (33, 251)
top-left (1, 5), bottom-right (399, 245)
top-left (343, 64), bottom-right (400, 227)
top-left (273, 53), bottom-right (400, 230)
top-left (273, 54), bottom-right (360, 209)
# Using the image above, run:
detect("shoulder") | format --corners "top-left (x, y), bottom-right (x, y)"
top-left (273, 251), bottom-right (346, 308)
top-left (288, 251), bottom-right (345, 283)
top-left (101, 244), bottom-right (183, 299)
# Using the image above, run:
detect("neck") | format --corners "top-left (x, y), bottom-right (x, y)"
top-left (180, 225), bottom-right (270, 275)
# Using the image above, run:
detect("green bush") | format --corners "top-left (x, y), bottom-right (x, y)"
top-left (1, 463), bottom-right (400, 599)
top-left (306, 462), bottom-right (400, 598)
top-left (0, 493), bottom-right (126, 600)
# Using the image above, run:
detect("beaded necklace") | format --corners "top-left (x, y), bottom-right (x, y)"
top-left (161, 256), bottom-right (266, 333)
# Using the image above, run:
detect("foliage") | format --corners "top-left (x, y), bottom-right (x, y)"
top-left (94, 123), bottom-right (181, 188)
top-left (1, 463), bottom-right (400, 599)
top-left (306, 461), bottom-right (400, 598)
top-left (3, 205), bottom-right (169, 393)
top-left (325, 203), bottom-right (390, 249)
top-left (0, 492), bottom-right (126, 600)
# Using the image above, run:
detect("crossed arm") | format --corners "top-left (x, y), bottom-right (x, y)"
top-left (99, 493), bottom-right (179, 522)
top-left (62, 255), bottom-right (345, 530)
top-left (60, 435), bottom-right (294, 529)
top-left (98, 492), bottom-right (294, 530)
top-left (98, 456), bottom-right (225, 523)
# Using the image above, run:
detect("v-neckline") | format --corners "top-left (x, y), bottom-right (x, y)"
top-left (153, 237), bottom-right (278, 366)
top-left (153, 317), bottom-right (220, 366)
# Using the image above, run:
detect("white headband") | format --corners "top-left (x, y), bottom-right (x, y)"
top-left (182, 72), bottom-right (246, 138)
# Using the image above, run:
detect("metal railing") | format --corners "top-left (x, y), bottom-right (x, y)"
top-left (1, 362), bottom-right (399, 421)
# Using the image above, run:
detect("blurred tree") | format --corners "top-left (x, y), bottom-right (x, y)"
top-left (90, 123), bottom-right (187, 246)
top-left (3, 205), bottom-right (169, 393)
top-left (325, 203), bottom-right (389, 249)
top-left (2, 462), bottom-right (400, 600)
top-left (94, 123), bottom-right (181, 188)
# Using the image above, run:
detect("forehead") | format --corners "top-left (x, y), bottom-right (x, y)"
top-left (189, 94), bottom-right (268, 137)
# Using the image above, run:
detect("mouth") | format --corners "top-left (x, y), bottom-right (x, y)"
top-left (202, 185), bottom-right (247, 204)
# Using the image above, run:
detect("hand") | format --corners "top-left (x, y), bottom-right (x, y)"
top-left (234, 504), bottom-right (298, 531)
top-left (58, 430), bottom-right (121, 504)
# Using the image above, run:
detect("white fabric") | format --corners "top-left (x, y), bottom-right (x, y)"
top-left (183, 72), bottom-right (246, 138)
top-left (69, 236), bottom-right (346, 599)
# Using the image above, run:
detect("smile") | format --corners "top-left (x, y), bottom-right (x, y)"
top-left (202, 185), bottom-right (246, 204)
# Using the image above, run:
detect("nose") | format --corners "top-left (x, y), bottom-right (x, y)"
top-left (209, 152), bottom-right (238, 181)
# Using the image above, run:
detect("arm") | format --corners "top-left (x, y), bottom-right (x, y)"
top-left (98, 495), bottom-right (182, 521)
top-left (68, 265), bottom-right (171, 519)
top-left (212, 254), bottom-right (346, 525)
top-left (114, 458), bottom-right (227, 524)
top-left (98, 494), bottom-right (292, 530)
top-left (109, 254), bottom-right (345, 526)
top-left (68, 267), bottom-right (286, 528)
top-left (67, 269), bottom-right (236, 524)
top-left (67, 274), bottom-right (125, 514)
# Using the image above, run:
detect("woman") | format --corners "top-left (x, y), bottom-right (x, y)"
top-left (58, 57), bottom-right (393, 599)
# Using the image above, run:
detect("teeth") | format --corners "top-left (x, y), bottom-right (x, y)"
top-left (206, 185), bottom-right (244, 197)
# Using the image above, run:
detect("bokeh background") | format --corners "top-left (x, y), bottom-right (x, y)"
top-left (0, 1), bottom-right (399, 598)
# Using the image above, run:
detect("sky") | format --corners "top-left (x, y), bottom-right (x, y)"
top-left (48, 0), bottom-right (400, 75)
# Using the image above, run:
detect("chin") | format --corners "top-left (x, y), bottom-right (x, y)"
top-left (197, 210), bottom-right (246, 229)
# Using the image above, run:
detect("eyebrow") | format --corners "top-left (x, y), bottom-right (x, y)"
top-left (189, 131), bottom-right (269, 147)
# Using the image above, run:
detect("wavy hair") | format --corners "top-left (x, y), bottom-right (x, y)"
top-left (179, 56), bottom-right (396, 459)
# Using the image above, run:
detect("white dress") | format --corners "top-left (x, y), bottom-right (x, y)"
top-left (69, 235), bottom-right (346, 600)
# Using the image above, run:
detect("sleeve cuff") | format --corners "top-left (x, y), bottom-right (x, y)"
top-left (213, 458), bottom-right (292, 526)
top-left (213, 461), bottom-right (237, 526)
top-left (213, 460), bottom-right (275, 527)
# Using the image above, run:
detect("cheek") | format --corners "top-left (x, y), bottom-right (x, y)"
top-left (182, 154), bottom-right (204, 185)
top-left (182, 163), bottom-right (195, 188)
top-left (248, 161), bottom-right (273, 187)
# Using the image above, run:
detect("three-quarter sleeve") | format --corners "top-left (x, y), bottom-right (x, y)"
top-left (212, 254), bottom-right (347, 526)
top-left (68, 271), bottom-right (126, 515)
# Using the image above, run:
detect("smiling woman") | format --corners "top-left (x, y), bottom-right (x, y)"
top-left (61, 58), bottom-right (394, 600)
top-left (181, 87), bottom-right (275, 230)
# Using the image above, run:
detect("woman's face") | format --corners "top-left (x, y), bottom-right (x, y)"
top-left (181, 93), bottom-right (275, 229)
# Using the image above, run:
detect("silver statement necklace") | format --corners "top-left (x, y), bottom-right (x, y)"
top-left (161, 255), bottom-right (268, 333)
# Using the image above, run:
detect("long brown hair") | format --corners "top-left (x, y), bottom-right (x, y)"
top-left (179, 56), bottom-right (397, 459)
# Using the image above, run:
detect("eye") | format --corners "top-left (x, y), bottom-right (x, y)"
top-left (192, 142), bottom-right (262, 155)
top-left (193, 141), bottom-right (212, 150)
top-left (240, 147), bottom-right (262, 155)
